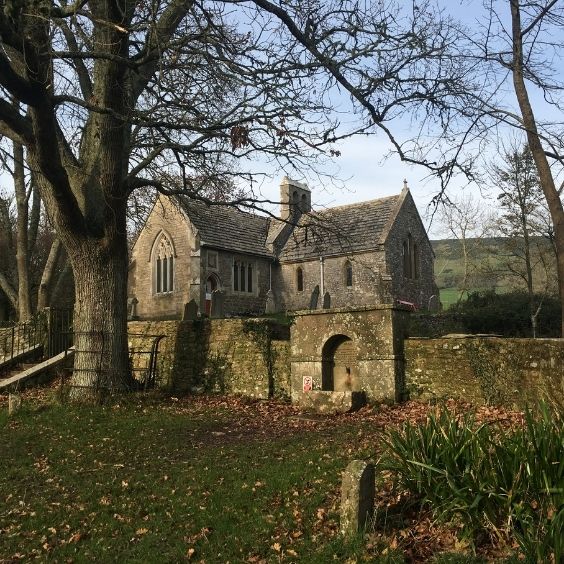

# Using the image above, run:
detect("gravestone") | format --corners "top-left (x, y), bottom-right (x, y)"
top-left (265, 290), bottom-right (277, 314)
top-left (9, 393), bottom-right (22, 415)
top-left (340, 459), bottom-right (375, 537)
top-left (309, 285), bottom-right (320, 310)
top-left (182, 300), bottom-right (198, 321)
top-left (210, 290), bottom-right (225, 319)
top-left (322, 291), bottom-right (331, 309)
top-left (127, 297), bottom-right (138, 320)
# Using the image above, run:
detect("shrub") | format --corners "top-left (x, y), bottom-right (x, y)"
top-left (379, 404), bottom-right (563, 560)
top-left (450, 290), bottom-right (560, 337)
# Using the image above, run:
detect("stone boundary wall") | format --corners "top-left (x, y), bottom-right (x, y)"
top-left (128, 319), bottom-right (291, 398)
top-left (405, 337), bottom-right (564, 409)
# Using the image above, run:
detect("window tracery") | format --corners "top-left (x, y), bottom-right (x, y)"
top-left (154, 233), bottom-right (174, 294)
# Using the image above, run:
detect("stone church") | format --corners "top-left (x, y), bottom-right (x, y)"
top-left (127, 177), bottom-right (439, 319)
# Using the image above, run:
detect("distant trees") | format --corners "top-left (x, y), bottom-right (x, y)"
top-left (490, 144), bottom-right (557, 336)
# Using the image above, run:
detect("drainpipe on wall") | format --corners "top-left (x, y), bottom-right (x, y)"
top-left (320, 256), bottom-right (324, 295)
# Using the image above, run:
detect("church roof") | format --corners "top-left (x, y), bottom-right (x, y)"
top-left (279, 194), bottom-right (400, 261)
top-left (176, 197), bottom-right (273, 258)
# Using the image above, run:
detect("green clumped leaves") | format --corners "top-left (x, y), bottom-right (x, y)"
top-left (379, 403), bottom-right (563, 561)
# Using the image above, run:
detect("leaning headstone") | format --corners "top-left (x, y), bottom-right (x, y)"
top-left (309, 285), bottom-right (320, 310)
top-left (9, 393), bottom-right (22, 416)
top-left (322, 291), bottom-right (331, 309)
top-left (210, 290), bottom-right (225, 319)
top-left (340, 459), bottom-right (375, 537)
top-left (265, 290), bottom-right (277, 314)
top-left (127, 297), bottom-right (139, 320)
top-left (182, 300), bottom-right (198, 321)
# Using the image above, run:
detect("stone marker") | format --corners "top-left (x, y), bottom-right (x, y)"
top-left (8, 393), bottom-right (22, 415)
top-left (127, 297), bottom-right (138, 320)
top-left (182, 299), bottom-right (198, 320)
top-left (210, 290), bottom-right (225, 319)
top-left (265, 289), bottom-right (277, 314)
top-left (340, 459), bottom-right (375, 537)
top-left (309, 284), bottom-right (320, 310)
top-left (322, 291), bottom-right (331, 309)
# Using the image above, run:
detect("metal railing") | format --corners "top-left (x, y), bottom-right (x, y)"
top-left (128, 334), bottom-right (167, 390)
top-left (1, 309), bottom-right (165, 393)
top-left (0, 312), bottom-right (48, 368)
top-left (52, 331), bottom-right (166, 393)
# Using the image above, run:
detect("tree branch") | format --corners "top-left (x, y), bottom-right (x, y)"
top-left (130, 0), bottom-right (195, 102)
top-left (0, 99), bottom-right (33, 142)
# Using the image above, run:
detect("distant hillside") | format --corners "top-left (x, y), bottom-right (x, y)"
top-left (431, 237), bottom-right (557, 308)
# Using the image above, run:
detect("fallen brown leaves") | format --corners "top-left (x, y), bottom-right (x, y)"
top-left (2, 388), bottom-right (528, 562)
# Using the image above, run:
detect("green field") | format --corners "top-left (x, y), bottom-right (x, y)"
top-left (432, 237), bottom-right (558, 308)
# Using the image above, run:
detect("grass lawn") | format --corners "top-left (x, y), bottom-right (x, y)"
top-left (438, 288), bottom-right (463, 309)
top-left (0, 389), bottom-right (525, 563)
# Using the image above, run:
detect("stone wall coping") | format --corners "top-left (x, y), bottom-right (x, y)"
top-left (407, 336), bottom-right (564, 343)
top-left (293, 304), bottom-right (409, 316)
top-left (291, 354), bottom-right (404, 362)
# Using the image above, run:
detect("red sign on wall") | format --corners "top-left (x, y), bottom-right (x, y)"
top-left (303, 376), bottom-right (313, 392)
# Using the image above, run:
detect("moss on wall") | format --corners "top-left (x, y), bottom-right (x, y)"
top-left (405, 337), bottom-right (564, 409)
top-left (128, 319), bottom-right (291, 398)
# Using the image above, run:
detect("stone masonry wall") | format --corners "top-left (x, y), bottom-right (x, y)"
top-left (385, 191), bottom-right (439, 310)
top-left (202, 249), bottom-right (272, 316)
top-left (405, 337), bottom-right (564, 409)
top-left (291, 306), bottom-right (410, 403)
top-left (129, 197), bottom-right (194, 320)
top-left (277, 251), bottom-right (388, 311)
top-left (128, 319), bottom-right (291, 398)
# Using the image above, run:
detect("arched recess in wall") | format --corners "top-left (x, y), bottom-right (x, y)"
top-left (205, 273), bottom-right (221, 315)
top-left (151, 230), bottom-right (176, 294)
top-left (321, 334), bottom-right (358, 392)
top-left (344, 260), bottom-right (353, 288)
top-left (296, 266), bottom-right (304, 292)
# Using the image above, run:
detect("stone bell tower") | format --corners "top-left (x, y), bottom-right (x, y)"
top-left (279, 177), bottom-right (311, 221)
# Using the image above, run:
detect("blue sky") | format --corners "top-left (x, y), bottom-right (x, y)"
top-left (250, 0), bottom-right (564, 238)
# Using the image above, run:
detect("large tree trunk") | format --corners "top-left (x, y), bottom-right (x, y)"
top-left (511, 0), bottom-right (564, 337)
top-left (68, 237), bottom-right (132, 402)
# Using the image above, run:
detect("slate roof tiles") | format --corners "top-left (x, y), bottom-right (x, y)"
top-left (175, 192), bottom-right (400, 261)
top-left (176, 197), bottom-right (273, 258)
top-left (279, 195), bottom-right (400, 261)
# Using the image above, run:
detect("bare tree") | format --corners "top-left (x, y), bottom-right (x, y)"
top-left (0, 138), bottom-right (62, 320)
top-left (432, 1), bottom-right (564, 334)
top-left (0, 0), bottom-right (476, 400)
top-left (439, 194), bottom-right (494, 304)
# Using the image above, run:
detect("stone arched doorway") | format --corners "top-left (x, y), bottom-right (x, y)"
top-left (321, 334), bottom-right (358, 392)
top-left (205, 274), bottom-right (219, 315)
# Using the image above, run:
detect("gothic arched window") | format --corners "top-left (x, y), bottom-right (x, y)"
top-left (154, 233), bottom-right (174, 294)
